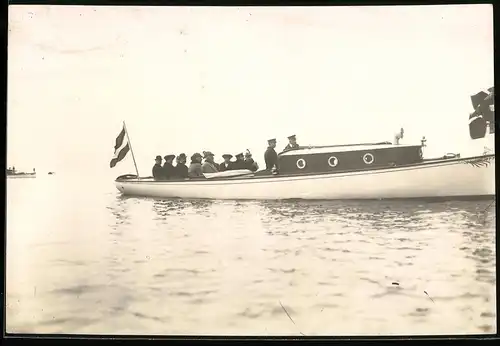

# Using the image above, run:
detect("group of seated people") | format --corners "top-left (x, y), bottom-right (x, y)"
top-left (152, 150), bottom-right (259, 181)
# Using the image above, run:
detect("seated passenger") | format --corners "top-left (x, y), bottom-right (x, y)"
top-left (231, 153), bottom-right (247, 170)
top-left (173, 153), bottom-right (188, 179)
top-left (201, 151), bottom-right (219, 173)
top-left (219, 154), bottom-right (234, 172)
top-left (188, 153), bottom-right (204, 178)
top-left (162, 154), bottom-right (176, 179)
top-left (244, 150), bottom-right (259, 172)
top-left (152, 155), bottom-right (164, 181)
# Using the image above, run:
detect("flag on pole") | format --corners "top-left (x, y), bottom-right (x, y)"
top-left (110, 125), bottom-right (130, 168)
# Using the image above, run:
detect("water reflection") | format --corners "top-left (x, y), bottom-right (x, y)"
top-left (107, 195), bottom-right (132, 231)
top-left (9, 183), bottom-right (495, 334)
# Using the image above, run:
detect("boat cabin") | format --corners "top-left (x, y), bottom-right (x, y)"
top-left (277, 142), bottom-right (424, 175)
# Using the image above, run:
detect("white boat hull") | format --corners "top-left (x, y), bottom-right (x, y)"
top-left (115, 155), bottom-right (495, 200)
top-left (7, 174), bottom-right (36, 179)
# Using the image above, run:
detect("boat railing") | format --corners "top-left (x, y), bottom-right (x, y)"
top-left (278, 141), bottom-right (393, 155)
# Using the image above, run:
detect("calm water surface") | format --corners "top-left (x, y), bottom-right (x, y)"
top-left (6, 176), bottom-right (497, 335)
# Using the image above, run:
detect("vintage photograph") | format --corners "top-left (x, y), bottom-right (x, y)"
top-left (6, 4), bottom-right (495, 336)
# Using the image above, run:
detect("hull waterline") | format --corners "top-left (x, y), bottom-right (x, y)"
top-left (114, 155), bottom-right (495, 201)
top-left (7, 174), bottom-right (37, 179)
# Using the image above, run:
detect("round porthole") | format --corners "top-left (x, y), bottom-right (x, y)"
top-left (363, 153), bottom-right (374, 165)
top-left (328, 156), bottom-right (338, 167)
top-left (296, 158), bottom-right (306, 169)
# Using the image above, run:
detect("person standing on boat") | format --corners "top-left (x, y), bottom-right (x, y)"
top-left (283, 135), bottom-right (300, 152)
top-left (393, 128), bottom-right (404, 145)
top-left (219, 154), bottom-right (234, 172)
top-left (202, 151), bottom-right (219, 173)
top-left (244, 150), bottom-right (259, 172)
top-left (264, 138), bottom-right (279, 173)
top-left (152, 155), bottom-right (164, 180)
top-left (174, 153), bottom-right (188, 179)
top-left (163, 155), bottom-right (176, 179)
top-left (188, 153), bottom-right (204, 178)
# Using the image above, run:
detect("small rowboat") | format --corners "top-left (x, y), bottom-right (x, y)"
top-left (7, 168), bottom-right (37, 179)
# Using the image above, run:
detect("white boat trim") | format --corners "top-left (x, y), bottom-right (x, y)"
top-left (279, 143), bottom-right (417, 156)
top-left (204, 169), bottom-right (254, 179)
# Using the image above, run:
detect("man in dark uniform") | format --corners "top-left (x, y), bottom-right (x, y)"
top-left (264, 138), bottom-right (279, 173)
top-left (174, 153), bottom-right (188, 178)
top-left (219, 154), bottom-right (233, 172)
top-left (152, 155), bottom-right (164, 180)
top-left (283, 135), bottom-right (300, 152)
top-left (162, 154), bottom-right (176, 179)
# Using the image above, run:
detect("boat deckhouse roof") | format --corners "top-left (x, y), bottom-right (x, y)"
top-left (279, 143), bottom-right (418, 156)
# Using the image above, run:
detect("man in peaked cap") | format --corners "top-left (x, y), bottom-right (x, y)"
top-left (264, 138), bottom-right (279, 173)
top-left (152, 155), bottom-right (164, 181)
top-left (173, 153), bottom-right (188, 179)
top-left (219, 154), bottom-right (234, 172)
top-left (283, 134), bottom-right (300, 152)
top-left (162, 154), bottom-right (176, 179)
top-left (202, 151), bottom-right (219, 173)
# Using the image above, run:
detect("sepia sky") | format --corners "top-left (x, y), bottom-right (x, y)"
top-left (7, 5), bottom-right (494, 178)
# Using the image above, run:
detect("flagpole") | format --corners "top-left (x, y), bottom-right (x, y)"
top-left (123, 121), bottom-right (140, 179)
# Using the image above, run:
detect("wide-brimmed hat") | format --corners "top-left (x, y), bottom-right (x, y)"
top-left (222, 154), bottom-right (233, 159)
top-left (191, 152), bottom-right (202, 160)
top-left (235, 153), bottom-right (244, 159)
top-left (155, 155), bottom-right (162, 161)
top-left (203, 151), bottom-right (215, 158)
top-left (287, 135), bottom-right (296, 140)
top-left (164, 154), bottom-right (175, 161)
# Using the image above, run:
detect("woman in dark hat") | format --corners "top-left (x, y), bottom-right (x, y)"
top-left (163, 154), bottom-right (176, 180)
top-left (219, 154), bottom-right (233, 172)
top-left (232, 152), bottom-right (246, 170)
top-left (188, 152), bottom-right (204, 178)
top-left (174, 153), bottom-right (188, 179)
top-left (152, 155), bottom-right (164, 180)
top-left (244, 150), bottom-right (259, 172)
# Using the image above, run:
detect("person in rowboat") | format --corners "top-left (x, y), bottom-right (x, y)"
top-left (188, 153), bottom-right (204, 178)
top-left (283, 135), bottom-right (300, 152)
top-left (173, 153), bottom-right (188, 179)
top-left (231, 153), bottom-right (247, 170)
top-left (244, 150), bottom-right (259, 172)
top-left (264, 138), bottom-right (279, 174)
top-left (219, 154), bottom-right (234, 172)
top-left (202, 151), bottom-right (219, 173)
top-left (152, 155), bottom-right (164, 180)
top-left (163, 154), bottom-right (176, 179)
